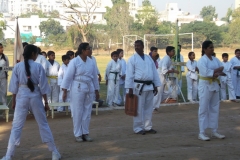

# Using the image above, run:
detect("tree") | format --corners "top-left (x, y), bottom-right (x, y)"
top-left (221, 8), bottom-right (233, 23)
top-left (39, 19), bottom-right (65, 37)
top-left (60, 0), bottom-right (99, 42)
top-left (136, 1), bottom-right (158, 25)
top-left (111, 0), bottom-right (126, 5)
top-left (104, 2), bottom-right (133, 41)
top-left (0, 13), bottom-right (5, 40)
top-left (180, 21), bottom-right (222, 46)
top-left (200, 5), bottom-right (218, 21)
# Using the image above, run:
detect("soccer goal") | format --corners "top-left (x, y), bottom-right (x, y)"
top-left (122, 35), bottom-right (148, 55)
top-left (143, 33), bottom-right (194, 53)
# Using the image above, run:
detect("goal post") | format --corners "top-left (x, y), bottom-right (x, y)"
top-left (143, 33), bottom-right (194, 53)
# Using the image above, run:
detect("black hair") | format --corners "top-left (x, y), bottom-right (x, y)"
top-left (111, 51), bottom-right (118, 57)
top-left (75, 51), bottom-right (79, 57)
top-left (235, 49), bottom-right (240, 53)
top-left (178, 44), bottom-right (182, 49)
top-left (188, 51), bottom-right (195, 58)
top-left (77, 42), bottom-right (89, 55)
top-left (201, 40), bottom-right (213, 56)
top-left (166, 46), bottom-right (175, 54)
top-left (62, 55), bottom-right (70, 61)
top-left (41, 51), bottom-right (46, 55)
top-left (23, 44), bottom-right (38, 92)
top-left (47, 51), bottom-right (55, 57)
top-left (135, 40), bottom-right (144, 47)
top-left (66, 50), bottom-right (74, 56)
top-left (22, 42), bottom-right (29, 48)
top-left (150, 46), bottom-right (158, 52)
top-left (212, 52), bottom-right (216, 57)
top-left (116, 49), bottom-right (123, 55)
top-left (0, 43), bottom-right (8, 78)
top-left (37, 47), bottom-right (42, 55)
top-left (222, 53), bottom-right (229, 58)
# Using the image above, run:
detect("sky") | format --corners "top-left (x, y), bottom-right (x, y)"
top-left (138, 0), bottom-right (235, 18)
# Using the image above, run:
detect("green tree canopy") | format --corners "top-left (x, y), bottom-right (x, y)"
top-left (142, 0), bottom-right (151, 6)
top-left (226, 8), bottom-right (240, 44)
top-left (39, 19), bottom-right (64, 37)
top-left (200, 5), bottom-right (218, 21)
top-left (221, 8), bottom-right (233, 23)
top-left (0, 13), bottom-right (5, 40)
top-left (111, 0), bottom-right (126, 5)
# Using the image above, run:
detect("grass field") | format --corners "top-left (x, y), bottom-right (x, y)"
top-left (2, 47), bottom-right (237, 108)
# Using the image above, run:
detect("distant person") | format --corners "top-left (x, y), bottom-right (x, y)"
top-left (0, 43), bottom-right (9, 106)
top-left (105, 51), bottom-right (121, 107)
top-left (186, 52), bottom-right (198, 102)
top-left (177, 44), bottom-right (185, 90)
top-left (22, 42), bottom-right (28, 49)
top-left (41, 51), bottom-right (47, 59)
top-left (66, 50), bottom-right (75, 60)
top-left (230, 49), bottom-right (240, 99)
top-left (220, 53), bottom-right (236, 101)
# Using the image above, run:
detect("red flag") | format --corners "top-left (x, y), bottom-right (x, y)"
top-left (13, 17), bottom-right (24, 65)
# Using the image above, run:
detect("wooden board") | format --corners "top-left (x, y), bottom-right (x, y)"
top-left (125, 94), bottom-right (138, 116)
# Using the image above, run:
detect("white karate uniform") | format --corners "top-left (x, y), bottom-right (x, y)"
top-left (46, 60), bottom-right (60, 108)
top-left (117, 58), bottom-right (127, 104)
top-left (5, 60), bottom-right (57, 157)
top-left (230, 57), bottom-right (240, 97)
top-left (125, 53), bottom-right (161, 133)
top-left (61, 56), bottom-right (99, 137)
top-left (58, 63), bottom-right (70, 111)
top-left (105, 59), bottom-right (121, 106)
top-left (220, 61), bottom-right (235, 100)
top-left (153, 59), bottom-right (162, 109)
top-left (158, 55), bottom-right (175, 103)
top-left (0, 54), bottom-right (9, 105)
top-left (90, 56), bottom-right (100, 75)
top-left (35, 54), bottom-right (47, 74)
top-left (186, 60), bottom-right (198, 101)
top-left (197, 55), bottom-right (223, 134)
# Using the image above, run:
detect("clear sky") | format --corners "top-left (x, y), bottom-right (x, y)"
top-left (138, 0), bottom-right (235, 18)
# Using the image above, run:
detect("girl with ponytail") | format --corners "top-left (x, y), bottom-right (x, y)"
top-left (1, 45), bottom-right (61, 160)
top-left (0, 43), bottom-right (9, 106)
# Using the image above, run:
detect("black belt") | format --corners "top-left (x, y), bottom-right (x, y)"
top-left (134, 80), bottom-right (155, 95)
top-left (110, 72), bottom-right (119, 84)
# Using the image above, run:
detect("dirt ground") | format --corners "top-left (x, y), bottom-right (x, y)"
top-left (0, 102), bottom-right (240, 160)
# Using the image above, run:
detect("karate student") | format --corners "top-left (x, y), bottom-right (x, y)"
top-left (105, 51), bottom-right (121, 106)
top-left (46, 51), bottom-right (60, 109)
top-left (0, 45), bottom-right (61, 160)
top-left (88, 47), bottom-right (102, 83)
top-left (66, 50), bottom-right (75, 60)
top-left (61, 43), bottom-right (100, 142)
top-left (117, 49), bottom-right (127, 105)
top-left (186, 52), bottom-right (198, 102)
top-left (230, 49), bottom-right (240, 99)
top-left (125, 40), bottom-right (161, 135)
top-left (154, 46), bottom-right (179, 110)
top-left (0, 43), bottom-right (9, 106)
top-left (220, 53), bottom-right (236, 101)
top-left (197, 40), bottom-right (226, 141)
top-left (57, 55), bottom-right (70, 112)
top-left (41, 51), bottom-right (47, 59)
top-left (177, 45), bottom-right (185, 89)
top-left (35, 49), bottom-right (47, 73)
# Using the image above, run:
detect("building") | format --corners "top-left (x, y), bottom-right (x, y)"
top-left (235, 0), bottom-right (240, 9)
top-left (127, 0), bottom-right (138, 17)
top-left (159, 3), bottom-right (203, 25)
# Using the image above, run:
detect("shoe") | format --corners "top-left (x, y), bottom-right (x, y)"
top-left (198, 133), bottom-right (210, 141)
top-left (75, 136), bottom-right (83, 142)
top-left (146, 129), bottom-right (157, 134)
top-left (82, 134), bottom-right (93, 142)
top-left (0, 156), bottom-right (12, 160)
top-left (136, 130), bottom-right (145, 135)
top-left (52, 151), bottom-right (61, 160)
top-left (212, 132), bottom-right (225, 139)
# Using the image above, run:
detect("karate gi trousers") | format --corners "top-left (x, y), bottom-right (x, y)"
top-left (220, 80), bottom-right (236, 100)
top-left (0, 78), bottom-right (7, 105)
top-left (70, 81), bottom-right (94, 137)
top-left (186, 76), bottom-right (198, 101)
top-left (133, 89), bottom-right (154, 133)
top-left (106, 79), bottom-right (119, 106)
top-left (117, 83), bottom-right (126, 105)
top-left (47, 81), bottom-right (60, 109)
top-left (5, 86), bottom-right (57, 157)
top-left (198, 84), bottom-right (220, 134)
